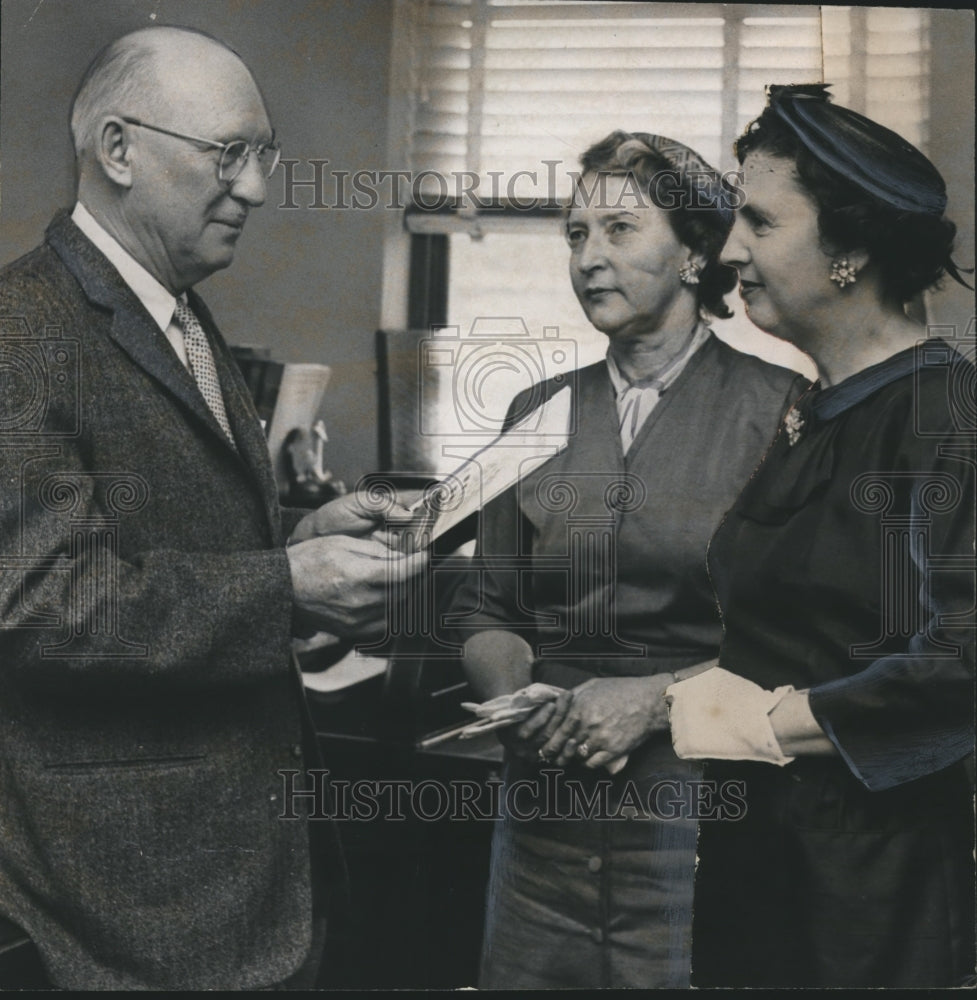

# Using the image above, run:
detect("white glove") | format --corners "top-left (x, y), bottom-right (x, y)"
top-left (665, 666), bottom-right (795, 766)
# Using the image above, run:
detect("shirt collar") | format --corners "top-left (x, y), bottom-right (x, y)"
top-left (605, 351), bottom-right (631, 395)
top-left (606, 322), bottom-right (709, 396)
top-left (71, 202), bottom-right (177, 333)
top-left (811, 342), bottom-right (927, 422)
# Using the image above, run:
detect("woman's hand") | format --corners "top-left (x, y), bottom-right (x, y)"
top-left (496, 699), bottom-right (566, 761)
top-left (664, 665), bottom-right (836, 764)
top-left (535, 675), bottom-right (674, 768)
top-left (768, 688), bottom-right (837, 756)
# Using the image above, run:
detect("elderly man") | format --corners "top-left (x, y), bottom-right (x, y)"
top-left (0, 25), bottom-right (422, 990)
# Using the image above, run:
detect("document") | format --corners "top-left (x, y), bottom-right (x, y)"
top-left (396, 384), bottom-right (572, 544)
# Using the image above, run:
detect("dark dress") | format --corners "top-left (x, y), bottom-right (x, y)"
top-left (451, 332), bottom-right (805, 988)
top-left (691, 339), bottom-right (976, 988)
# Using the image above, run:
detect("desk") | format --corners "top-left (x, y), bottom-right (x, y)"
top-left (304, 649), bottom-right (501, 989)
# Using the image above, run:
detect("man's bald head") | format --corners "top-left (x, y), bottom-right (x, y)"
top-left (70, 25), bottom-right (272, 293)
top-left (69, 26), bottom-right (252, 161)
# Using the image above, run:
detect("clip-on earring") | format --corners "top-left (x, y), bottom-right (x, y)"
top-left (679, 259), bottom-right (701, 285)
top-left (829, 257), bottom-right (858, 288)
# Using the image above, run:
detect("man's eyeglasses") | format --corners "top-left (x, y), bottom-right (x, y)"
top-left (121, 117), bottom-right (281, 183)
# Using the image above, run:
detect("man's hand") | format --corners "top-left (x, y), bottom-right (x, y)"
top-left (287, 534), bottom-right (427, 639)
top-left (288, 492), bottom-right (416, 545)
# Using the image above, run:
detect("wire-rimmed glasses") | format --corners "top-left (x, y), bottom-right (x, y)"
top-left (121, 117), bottom-right (281, 183)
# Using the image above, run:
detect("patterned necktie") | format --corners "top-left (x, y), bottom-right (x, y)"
top-left (173, 298), bottom-right (235, 445)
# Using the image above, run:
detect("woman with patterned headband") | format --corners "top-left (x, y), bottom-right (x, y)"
top-left (448, 130), bottom-right (807, 987)
top-left (665, 84), bottom-right (976, 988)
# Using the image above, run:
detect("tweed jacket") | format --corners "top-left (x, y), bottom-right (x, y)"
top-left (0, 211), bottom-right (324, 989)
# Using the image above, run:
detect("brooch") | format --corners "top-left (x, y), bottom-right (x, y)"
top-left (783, 407), bottom-right (805, 446)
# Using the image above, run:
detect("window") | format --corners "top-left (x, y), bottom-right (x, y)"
top-left (390, 1), bottom-right (932, 471)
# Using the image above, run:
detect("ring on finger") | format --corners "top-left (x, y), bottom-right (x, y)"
top-left (577, 742), bottom-right (591, 759)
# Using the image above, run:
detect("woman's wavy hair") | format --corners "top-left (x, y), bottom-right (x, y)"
top-left (734, 92), bottom-right (962, 303)
top-left (576, 130), bottom-right (739, 320)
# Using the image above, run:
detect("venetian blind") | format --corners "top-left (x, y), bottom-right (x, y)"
top-left (401, 0), bottom-right (931, 221)
top-left (393, 1), bottom-right (933, 472)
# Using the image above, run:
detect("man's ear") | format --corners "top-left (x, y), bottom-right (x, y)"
top-left (95, 118), bottom-right (134, 189)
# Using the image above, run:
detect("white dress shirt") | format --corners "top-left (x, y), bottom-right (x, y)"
top-left (71, 202), bottom-right (189, 367)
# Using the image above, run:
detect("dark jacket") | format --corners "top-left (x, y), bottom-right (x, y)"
top-left (0, 211), bottom-right (329, 989)
top-left (692, 343), bottom-right (976, 988)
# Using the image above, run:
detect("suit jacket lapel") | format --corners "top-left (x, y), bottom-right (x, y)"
top-left (46, 212), bottom-right (228, 439)
top-left (110, 300), bottom-right (226, 439)
top-left (45, 212), bottom-right (282, 536)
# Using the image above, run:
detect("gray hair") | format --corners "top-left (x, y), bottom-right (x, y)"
top-left (69, 35), bottom-right (159, 157)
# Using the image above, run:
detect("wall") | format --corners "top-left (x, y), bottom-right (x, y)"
top-left (926, 8), bottom-right (976, 337)
top-left (0, 0), bottom-right (394, 484)
top-left (2, 3), bottom-right (972, 479)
